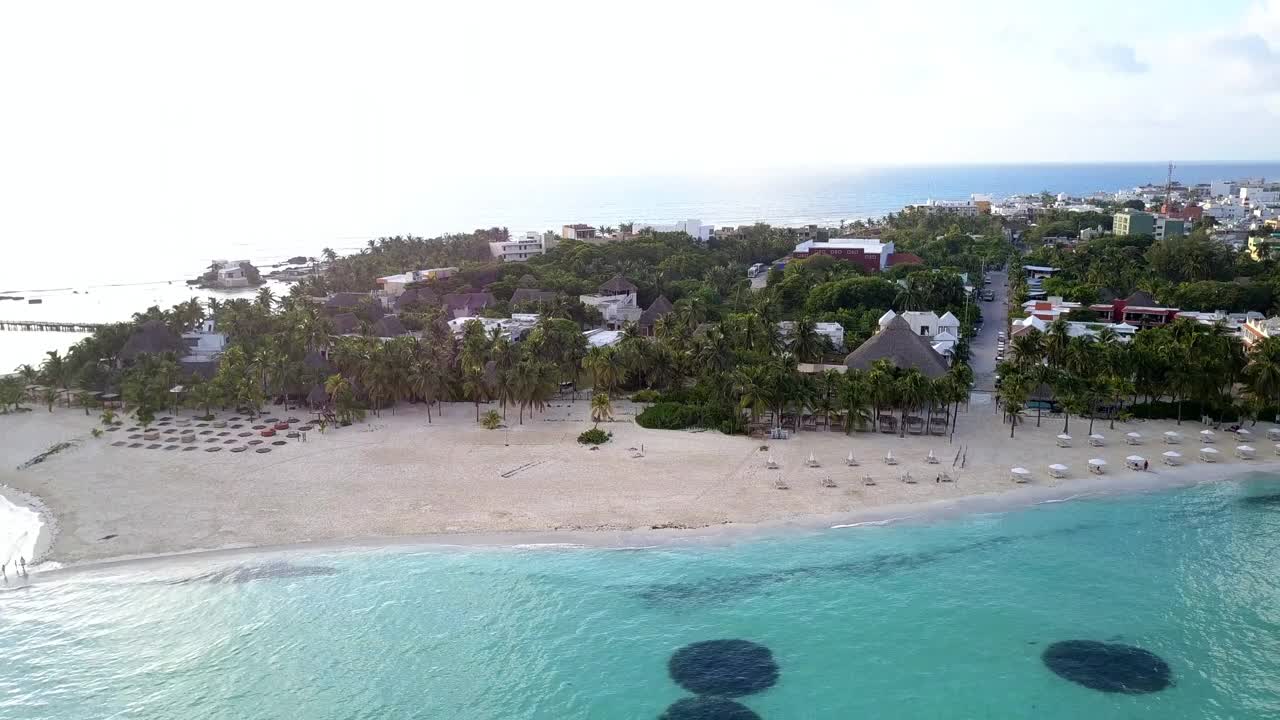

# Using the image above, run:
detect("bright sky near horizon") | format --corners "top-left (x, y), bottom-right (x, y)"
top-left (1, 0), bottom-right (1278, 273)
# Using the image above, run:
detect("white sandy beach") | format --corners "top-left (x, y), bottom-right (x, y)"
top-left (2, 397), bottom-right (1277, 569)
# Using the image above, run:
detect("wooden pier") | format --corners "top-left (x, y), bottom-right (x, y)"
top-left (0, 319), bottom-right (105, 332)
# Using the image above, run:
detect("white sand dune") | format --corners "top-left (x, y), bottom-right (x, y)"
top-left (1, 399), bottom-right (1275, 568)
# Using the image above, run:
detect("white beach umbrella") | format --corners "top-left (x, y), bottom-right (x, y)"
top-left (1126, 432), bottom-right (1142, 439)
top-left (1267, 427), bottom-right (1280, 440)
top-left (1088, 458), bottom-right (1106, 468)
top-left (1200, 429), bottom-right (1215, 442)
top-left (1162, 450), bottom-right (1182, 458)
top-left (1057, 434), bottom-right (1072, 440)
top-left (1010, 467), bottom-right (1031, 482)
top-left (1089, 434), bottom-right (1105, 440)
top-left (1048, 463), bottom-right (1069, 477)
top-left (1126, 455), bottom-right (1145, 463)
top-left (1238, 428), bottom-right (1253, 437)
top-left (1163, 431), bottom-right (1181, 442)
top-left (1200, 447), bottom-right (1220, 454)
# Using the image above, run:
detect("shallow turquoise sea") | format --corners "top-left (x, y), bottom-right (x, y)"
top-left (4, 474), bottom-right (1280, 719)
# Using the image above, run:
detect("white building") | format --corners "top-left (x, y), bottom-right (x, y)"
top-left (1011, 315), bottom-right (1136, 342)
top-left (1201, 199), bottom-right (1250, 223)
top-left (181, 319), bottom-right (227, 360)
top-left (1242, 316), bottom-right (1280, 347)
top-left (375, 267), bottom-right (458, 297)
top-left (447, 313), bottom-right (540, 340)
top-left (1209, 180), bottom-right (1237, 198)
top-left (777, 321), bottom-right (846, 352)
top-left (879, 310), bottom-right (960, 340)
top-left (913, 199), bottom-right (979, 217)
top-left (489, 232), bottom-right (556, 262)
top-left (636, 219), bottom-right (713, 242)
top-left (583, 328), bottom-right (623, 348)
top-left (579, 292), bottom-right (641, 329)
top-left (1241, 187), bottom-right (1280, 205)
top-left (210, 260), bottom-right (252, 289)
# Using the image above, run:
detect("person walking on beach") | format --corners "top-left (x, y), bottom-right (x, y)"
top-left (1143, 459), bottom-right (1149, 471)
top-left (19, 557), bottom-right (27, 577)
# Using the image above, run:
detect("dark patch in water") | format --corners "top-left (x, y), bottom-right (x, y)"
top-left (99, 534), bottom-right (117, 541)
top-left (1239, 493), bottom-right (1280, 508)
top-left (632, 523), bottom-right (1105, 608)
top-left (669, 639), bottom-right (778, 697)
top-left (169, 561), bottom-right (338, 585)
top-left (1042, 640), bottom-right (1171, 694)
top-left (659, 696), bottom-right (761, 720)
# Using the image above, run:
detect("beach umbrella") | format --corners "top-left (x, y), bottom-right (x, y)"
top-left (1236, 445), bottom-right (1256, 459)
top-left (1163, 431), bottom-right (1181, 443)
top-left (1200, 429), bottom-right (1215, 442)
top-left (1048, 463), bottom-right (1069, 478)
top-left (1057, 434), bottom-right (1072, 440)
top-left (1088, 458), bottom-right (1106, 468)
top-left (1162, 450), bottom-right (1181, 458)
top-left (1056, 433), bottom-right (1072, 447)
top-left (1089, 433), bottom-right (1105, 446)
top-left (1126, 432), bottom-right (1142, 439)
top-left (1126, 455), bottom-right (1145, 462)
top-left (1238, 428), bottom-right (1253, 439)
top-left (1267, 427), bottom-right (1280, 440)
top-left (1010, 467), bottom-right (1031, 482)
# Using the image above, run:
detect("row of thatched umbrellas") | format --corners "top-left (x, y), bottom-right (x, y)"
top-left (106, 415), bottom-right (315, 454)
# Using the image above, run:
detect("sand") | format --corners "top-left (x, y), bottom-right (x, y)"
top-left (2, 397), bottom-right (1276, 569)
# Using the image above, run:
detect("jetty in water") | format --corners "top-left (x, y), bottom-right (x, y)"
top-left (0, 319), bottom-right (105, 332)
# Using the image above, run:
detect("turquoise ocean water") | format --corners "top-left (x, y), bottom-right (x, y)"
top-left (4, 474), bottom-right (1280, 719)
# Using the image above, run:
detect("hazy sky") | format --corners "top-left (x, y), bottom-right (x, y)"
top-left (1, 0), bottom-right (1278, 282)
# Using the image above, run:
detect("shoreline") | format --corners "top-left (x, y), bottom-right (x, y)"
top-left (6, 401), bottom-right (1280, 580)
top-left (21, 459), bottom-right (1279, 582)
top-left (0, 482), bottom-right (56, 569)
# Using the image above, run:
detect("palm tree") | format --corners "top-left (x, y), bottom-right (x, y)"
top-left (584, 346), bottom-right (623, 392)
top-left (895, 369), bottom-right (929, 437)
top-left (256, 286), bottom-right (275, 311)
top-left (590, 392), bottom-right (613, 426)
top-left (1246, 336), bottom-right (1280, 422)
top-left (791, 317), bottom-right (825, 363)
top-left (839, 369), bottom-right (872, 433)
top-left (998, 371), bottom-right (1031, 438)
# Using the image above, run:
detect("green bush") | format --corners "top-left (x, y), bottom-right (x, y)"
top-left (631, 390), bottom-right (660, 403)
top-left (635, 402), bottom-right (703, 430)
top-left (577, 427), bottom-right (611, 445)
top-left (480, 409), bottom-right (502, 429)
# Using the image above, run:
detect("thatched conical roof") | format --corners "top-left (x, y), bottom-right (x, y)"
top-left (303, 349), bottom-right (334, 374)
top-left (638, 295), bottom-right (674, 327)
top-left (331, 313), bottom-right (359, 335)
top-left (843, 315), bottom-right (949, 378)
top-left (121, 320), bottom-right (185, 361)
top-left (598, 275), bottom-right (637, 295)
top-left (373, 316), bottom-right (407, 338)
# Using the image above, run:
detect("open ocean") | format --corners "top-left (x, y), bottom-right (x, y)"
top-left (4, 473), bottom-right (1280, 719)
top-left (3, 162), bottom-right (1279, 370)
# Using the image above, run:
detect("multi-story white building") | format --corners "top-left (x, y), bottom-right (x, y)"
top-left (912, 199), bottom-right (979, 217)
top-left (489, 232), bottom-right (557, 262)
top-left (1201, 199), bottom-right (1250, 223)
top-left (375, 267), bottom-right (458, 296)
top-left (1241, 186), bottom-right (1280, 205)
top-left (636, 219), bottom-right (713, 242)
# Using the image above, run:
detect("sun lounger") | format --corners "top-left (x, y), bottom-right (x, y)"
top-left (901, 472), bottom-right (916, 484)
top-left (926, 450), bottom-right (939, 464)
top-left (1056, 434), bottom-right (1071, 448)
top-left (1088, 434), bottom-right (1105, 447)
top-left (863, 475), bottom-right (876, 486)
top-left (1267, 427), bottom-right (1280, 441)
top-left (845, 452), bottom-right (858, 467)
top-left (805, 453), bottom-right (820, 468)
top-left (884, 451), bottom-right (897, 466)
top-left (766, 456), bottom-right (779, 470)
top-left (1161, 451), bottom-right (1182, 466)
top-left (1199, 447), bottom-right (1219, 463)
top-left (821, 476), bottom-right (837, 488)
top-left (1010, 467), bottom-right (1031, 483)
top-left (1236, 445), bottom-right (1255, 460)
top-left (1088, 458), bottom-right (1106, 475)
top-left (1125, 455), bottom-right (1146, 471)
top-left (1048, 463), bottom-right (1068, 478)
top-left (773, 478), bottom-right (789, 490)
top-left (1200, 429), bottom-right (1216, 443)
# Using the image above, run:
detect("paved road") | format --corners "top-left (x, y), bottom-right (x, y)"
top-left (969, 268), bottom-right (1009, 391)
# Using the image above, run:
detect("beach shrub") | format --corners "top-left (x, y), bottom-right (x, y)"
top-left (577, 427), bottom-right (610, 445)
top-left (91, 428), bottom-right (103, 438)
top-left (480, 409), bottom-right (502, 429)
top-left (636, 402), bottom-right (702, 430)
top-left (631, 389), bottom-right (660, 403)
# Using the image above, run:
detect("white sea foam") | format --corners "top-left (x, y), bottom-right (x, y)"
top-left (0, 490), bottom-right (42, 568)
top-left (830, 516), bottom-right (913, 529)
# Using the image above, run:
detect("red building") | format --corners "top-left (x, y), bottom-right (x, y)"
top-left (792, 239), bottom-right (895, 272)
top-left (1087, 291), bottom-right (1180, 328)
